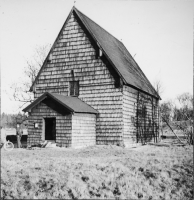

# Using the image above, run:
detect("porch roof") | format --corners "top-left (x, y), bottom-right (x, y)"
top-left (22, 92), bottom-right (98, 114)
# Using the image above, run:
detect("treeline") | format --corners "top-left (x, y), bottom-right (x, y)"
top-left (160, 92), bottom-right (193, 122)
top-left (1, 113), bottom-right (27, 128)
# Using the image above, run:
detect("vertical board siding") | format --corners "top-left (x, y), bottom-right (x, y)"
top-left (72, 113), bottom-right (96, 148)
top-left (123, 85), bottom-right (159, 147)
top-left (34, 13), bottom-right (123, 145)
top-left (27, 102), bottom-right (72, 147)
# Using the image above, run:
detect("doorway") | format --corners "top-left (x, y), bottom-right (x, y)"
top-left (44, 118), bottom-right (56, 141)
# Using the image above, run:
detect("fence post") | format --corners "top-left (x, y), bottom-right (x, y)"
top-left (17, 135), bottom-right (21, 148)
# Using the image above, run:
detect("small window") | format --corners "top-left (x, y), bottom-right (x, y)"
top-left (95, 48), bottom-right (103, 59)
top-left (99, 49), bottom-right (103, 57)
top-left (34, 122), bottom-right (39, 129)
top-left (69, 81), bottom-right (79, 96)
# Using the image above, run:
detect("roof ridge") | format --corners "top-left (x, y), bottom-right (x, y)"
top-left (74, 7), bottom-right (123, 45)
top-left (30, 6), bottom-right (160, 99)
top-left (74, 7), bottom-right (160, 99)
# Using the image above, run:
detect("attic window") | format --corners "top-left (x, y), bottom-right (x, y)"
top-left (99, 49), bottom-right (103, 57)
top-left (69, 81), bottom-right (79, 96)
top-left (96, 48), bottom-right (103, 59)
top-left (34, 122), bottom-right (39, 129)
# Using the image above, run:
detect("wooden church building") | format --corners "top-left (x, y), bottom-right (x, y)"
top-left (23, 7), bottom-right (161, 148)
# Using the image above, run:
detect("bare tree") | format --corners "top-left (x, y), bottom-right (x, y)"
top-left (24, 45), bottom-right (50, 85)
top-left (152, 79), bottom-right (164, 137)
top-left (177, 92), bottom-right (193, 120)
top-left (160, 101), bottom-right (174, 123)
top-left (11, 44), bottom-right (50, 108)
top-left (163, 93), bottom-right (193, 145)
top-left (175, 93), bottom-right (193, 144)
top-left (153, 79), bottom-right (164, 97)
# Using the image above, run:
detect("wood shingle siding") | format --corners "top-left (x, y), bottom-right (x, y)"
top-left (123, 86), bottom-right (159, 147)
top-left (23, 7), bottom-right (160, 148)
top-left (72, 113), bottom-right (96, 148)
top-left (27, 102), bottom-right (72, 147)
top-left (33, 13), bottom-right (123, 145)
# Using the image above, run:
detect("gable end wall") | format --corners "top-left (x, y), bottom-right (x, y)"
top-left (34, 12), bottom-right (123, 145)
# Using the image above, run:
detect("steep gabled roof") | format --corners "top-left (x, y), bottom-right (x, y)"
top-left (22, 92), bottom-right (98, 114)
top-left (31, 6), bottom-right (160, 99)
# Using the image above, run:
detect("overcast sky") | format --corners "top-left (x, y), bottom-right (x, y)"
top-left (1, 0), bottom-right (193, 113)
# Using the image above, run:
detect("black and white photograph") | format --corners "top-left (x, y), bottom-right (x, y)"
top-left (1, 0), bottom-right (193, 199)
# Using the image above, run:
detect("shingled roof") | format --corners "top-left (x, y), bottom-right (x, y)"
top-left (31, 6), bottom-right (160, 99)
top-left (22, 92), bottom-right (98, 114)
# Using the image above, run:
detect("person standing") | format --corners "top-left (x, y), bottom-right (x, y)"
top-left (16, 124), bottom-right (23, 148)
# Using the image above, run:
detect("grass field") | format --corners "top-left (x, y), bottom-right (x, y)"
top-left (1, 144), bottom-right (193, 199)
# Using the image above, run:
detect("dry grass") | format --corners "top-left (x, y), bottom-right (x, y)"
top-left (1, 144), bottom-right (193, 199)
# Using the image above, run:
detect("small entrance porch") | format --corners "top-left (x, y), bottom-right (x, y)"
top-left (23, 92), bottom-right (98, 148)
